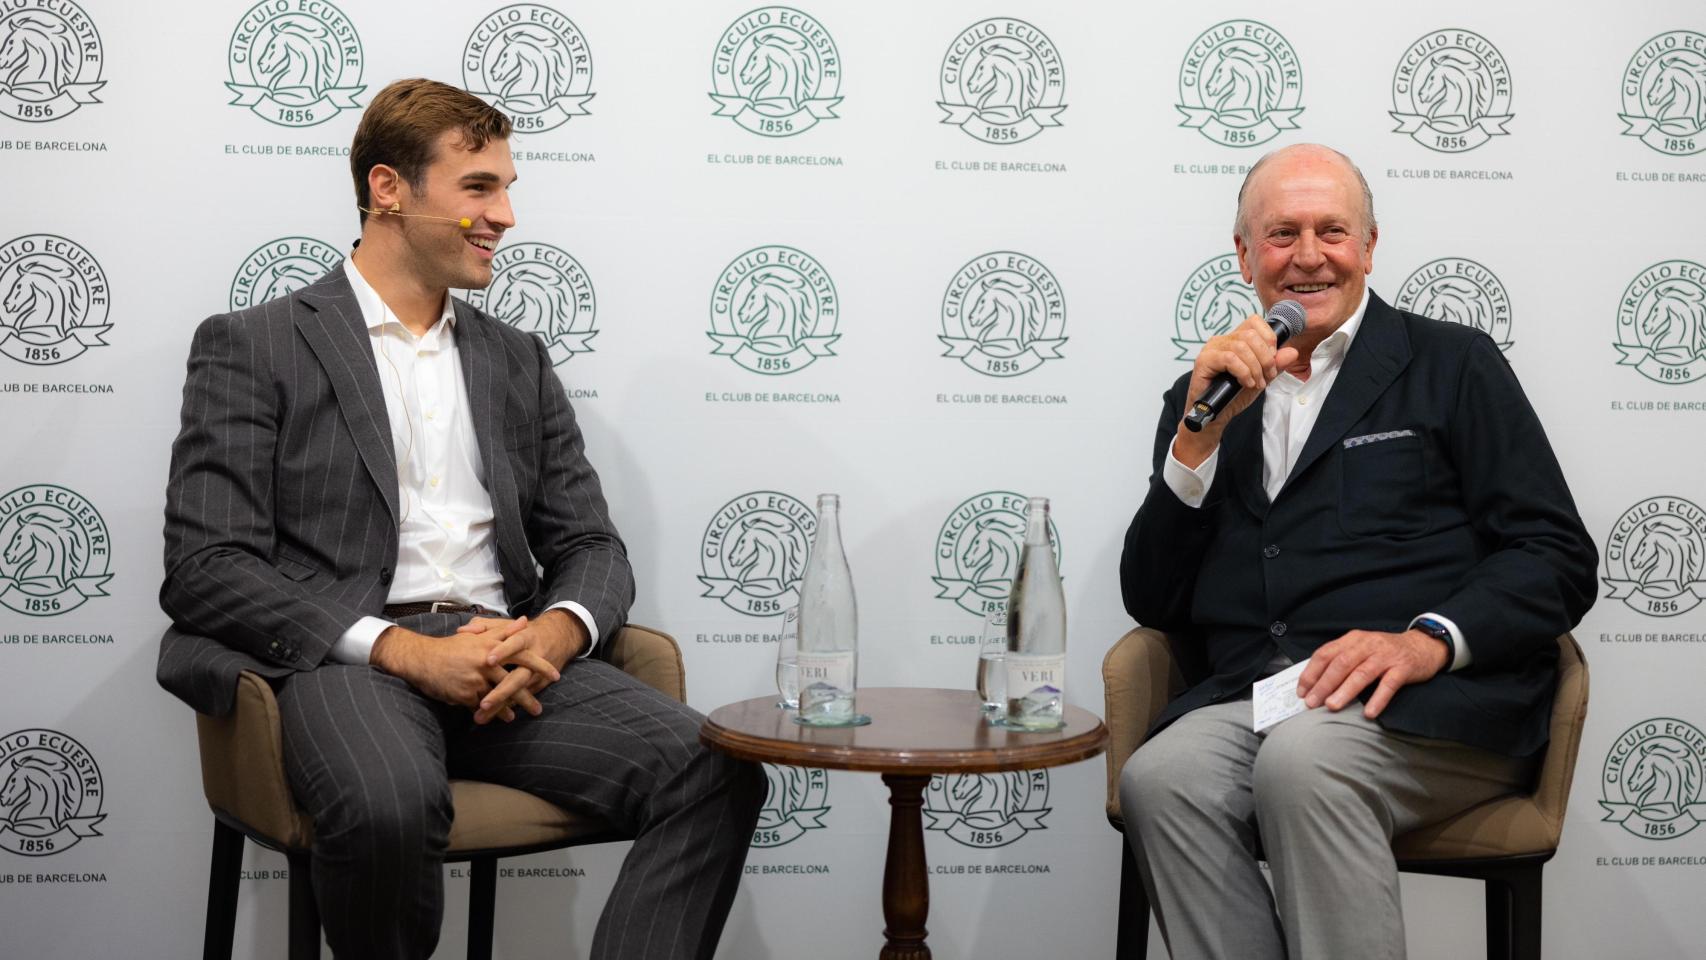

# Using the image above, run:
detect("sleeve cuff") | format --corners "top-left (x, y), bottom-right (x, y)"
top-left (1163, 442), bottom-right (1220, 509)
top-left (331, 616), bottom-right (394, 664)
top-left (1410, 612), bottom-right (1471, 672)
top-left (547, 601), bottom-right (599, 658)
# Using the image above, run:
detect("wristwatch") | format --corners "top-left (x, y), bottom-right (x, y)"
top-left (1410, 616), bottom-right (1455, 666)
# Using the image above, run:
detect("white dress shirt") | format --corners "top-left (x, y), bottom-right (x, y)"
top-left (1161, 288), bottom-right (1469, 671)
top-left (328, 258), bottom-right (597, 663)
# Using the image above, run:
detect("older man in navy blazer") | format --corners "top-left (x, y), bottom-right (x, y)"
top-left (1118, 144), bottom-right (1596, 959)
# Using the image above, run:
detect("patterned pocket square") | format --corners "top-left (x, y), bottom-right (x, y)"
top-left (1343, 429), bottom-right (1417, 449)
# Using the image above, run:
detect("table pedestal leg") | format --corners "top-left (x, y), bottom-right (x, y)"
top-left (880, 773), bottom-right (931, 960)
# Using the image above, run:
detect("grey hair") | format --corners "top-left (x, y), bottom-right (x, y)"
top-left (1233, 144), bottom-right (1377, 244)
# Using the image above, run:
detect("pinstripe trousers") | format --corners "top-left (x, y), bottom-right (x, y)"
top-left (275, 613), bottom-right (765, 960)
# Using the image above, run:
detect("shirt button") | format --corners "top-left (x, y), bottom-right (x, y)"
top-left (416, 350), bottom-right (426, 358)
top-left (429, 475), bottom-right (441, 488)
top-left (1269, 620), bottom-right (1288, 638)
top-left (1262, 544), bottom-right (1281, 559)
top-left (425, 409), bottom-right (436, 421)
top-left (1297, 396), bottom-right (1310, 406)
top-left (438, 567), bottom-right (452, 581)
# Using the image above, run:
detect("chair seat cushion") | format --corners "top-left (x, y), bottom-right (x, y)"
top-left (1390, 794), bottom-right (1555, 861)
top-left (447, 780), bottom-right (610, 854)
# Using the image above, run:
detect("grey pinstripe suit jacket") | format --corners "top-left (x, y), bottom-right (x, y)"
top-left (157, 264), bottom-right (634, 717)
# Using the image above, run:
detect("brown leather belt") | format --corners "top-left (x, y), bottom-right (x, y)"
top-left (383, 601), bottom-right (493, 618)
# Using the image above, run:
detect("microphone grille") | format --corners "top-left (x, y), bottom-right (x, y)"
top-left (1268, 299), bottom-right (1307, 339)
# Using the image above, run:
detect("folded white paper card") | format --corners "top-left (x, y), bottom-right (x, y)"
top-left (1252, 659), bottom-right (1313, 733)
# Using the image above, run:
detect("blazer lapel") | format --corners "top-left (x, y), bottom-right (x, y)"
top-left (294, 265), bottom-right (400, 524)
top-left (1278, 292), bottom-right (1412, 498)
top-left (1224, 392), bottom-right (1271, 517)
top-left (453, 302), bottom-right (532, 602)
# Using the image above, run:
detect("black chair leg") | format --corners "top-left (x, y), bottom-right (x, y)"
top-left (287, 850), bottom-right (319, 960)
top-left (202, 821), bottom-right (244, 960)
top-left (1485, 864), bottom-right (1543, 960)
top-left (1118, 837), bottom-right (1150, 959)
top-left (467, 857), bottom-right (497, 960)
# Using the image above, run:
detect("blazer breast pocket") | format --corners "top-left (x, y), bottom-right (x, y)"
top-left (1338, 430), bottom-right (1427, 537)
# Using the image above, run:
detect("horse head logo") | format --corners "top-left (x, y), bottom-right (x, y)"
top-left (1629, 517), bottom-right (1703, 595)
top-left (3, 259), bottom-right (83, 339)
top-left (0, 13), bottom-right (76, 97)
top-left (255, 16), bottom-right (338, 102)
top-left (967, 39), bottom-right (1042, 122)
top-left (1202, 277), bottom-right (1258, 338)
top-left (258, 262), bottom-right (323, 305)
top-left (0, 753), bottom-right (77, 832)
top-left (948, 773), bottom-right (1017, 821)
top-left (959, 515), bottom-right (1023, 587)
top-left (1416, 278), bottom-right (1490, 334)
top-left (727, 517), bottom-right (807, 594)
top-left (1627, 740), bottom-right (1700, 819)
top-left (1640, 281), bottom-right (1706, 361)
top-left (1205, 41), bottom-right (1279, 120)
top-left (734, 267), bottom-right (811, 350)
top-left (493, 264), bottom-right (571, 338)
top-left (762, 765), bottom-right (813, 821)
top-left (965, 276), bottom-right (1041, 351)
top-left (1417, 51), bottom-right (1492, 128)
top-left (1644, 53), bottom-right (1706, 131)
top-left (1, 508), bottom-right (86, 591)
top-left (491, 25), bottom-right (570, 110)
top-left (739, 29), bottom-right (816, 110)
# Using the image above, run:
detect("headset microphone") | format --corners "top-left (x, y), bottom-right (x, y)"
top-left (360, 202), bottom-right (472, 229)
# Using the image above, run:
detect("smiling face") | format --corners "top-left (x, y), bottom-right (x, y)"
top-left (1233, 145), bottom-right (1377, 346)
top-left (387, 129), bottom-right (516, 292)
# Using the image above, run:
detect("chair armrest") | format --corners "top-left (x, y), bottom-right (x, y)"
top-left (606, 624), bottom-right (686, 704)
top-left (1534, 632), bottom-right (1589, 832)
top-left (1103, 627), bottom-right (1178, 825)
top-left (195, 670), bottom-right (313, 848)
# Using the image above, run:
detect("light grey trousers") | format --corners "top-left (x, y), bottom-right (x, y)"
top-left (1118, 698), bottom-right (1533, 959)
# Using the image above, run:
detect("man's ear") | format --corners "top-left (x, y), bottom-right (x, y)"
top-left (367, 164), bottom-right (402, 211)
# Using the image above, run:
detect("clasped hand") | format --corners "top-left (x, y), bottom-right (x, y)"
top-left (1295, 628), bottom-right (1451, 719)
top-left (372, 610), bottom-right (584, 724)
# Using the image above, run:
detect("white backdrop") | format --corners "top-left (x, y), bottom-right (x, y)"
top-left (1, 1), bottom-right (1703, 957)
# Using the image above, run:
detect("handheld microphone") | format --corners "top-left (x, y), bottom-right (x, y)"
top-left (1182, 299), bottom-right (1308, 433)
top-left (360, 202), bottom-right (472, 229)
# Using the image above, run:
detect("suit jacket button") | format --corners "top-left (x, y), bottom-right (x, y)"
top-left (1269, 620), bottom-right (1288, 638)
top-left (1262, 544), bottom-right (1281, 559)
top-left (380, 567), bottom-right (393, 586)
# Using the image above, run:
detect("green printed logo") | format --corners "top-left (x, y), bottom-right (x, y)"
top-left (700, 491), bottom-right (815, 618)
top-left (463, 5), bottom-right (594, 134)
top-left (937, 19), bottom-right (1066, 145)
top-left (229, 237), bottom-right (341, 311)
top-left (1603, 497), bottom-right (1706, 618)
top-left (1390, 29), bottom-right (1513, 153)
top-left (465, 242), bottom-right (596, 366)
top-left (1601, 718), bottom-right (1706, 840)
top-left (710, 7), bottom-right (841, 137)
top-left (1615, 260), bottom-right (1706, 384)
top-left (0, 729), bottom-right (105, 857)
top-left (1177, 20), bottom-right (1303, 147)
top-left (0, 0), bottom-right (104, 122)
top-left (226, 0), bottom-right (364, 127)
top-left (925, 771), bottom-right (1050, 848)
top-left (940, 252), bottom-right (1066, 376)
top-left (709, 245), bottom-right (838, 375)
top-left (934, 491), bottom-right (1061, 618)
top-left (1618, 31), bottom-right (1706, 156)
top-left (0, 485), bottom-right (111, 617)
top-left (752, 764), bottom-right (829, 847)
top-left (0, 235), bottom-right (110, 367)
top-left (1172, 253), bottom-right (1258, 361)
top-left (1395, 257), bottom-right (1512, 351)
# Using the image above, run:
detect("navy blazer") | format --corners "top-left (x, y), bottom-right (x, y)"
top-left (1121, 292), bottom-right (1596, 757)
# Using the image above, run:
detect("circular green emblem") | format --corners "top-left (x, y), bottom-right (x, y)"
top-left (936, 19), bottom-right (1067, 145)
top-left (1602, 496), bottom-right (1706, 618)
top-left (1618, 31), bottom-right (1706, 156)
top-left (709, 7), bottom-right (841, 137)
top-left (940, 251), bottom-right (1067, 377)
top-left (0, 729), bottom-right (105, 856)
top-left (0, 0), bottom-right (104, 122)
top-left (0, 485), bottom-right (111, 617)
top-left (752, 764), bottom-right (829, 847)
top-left (1614, 260), bottom-right (1706, 384)
top-left (229, 236), bottom-right (341, 311)
top-left (708, 245), bottom-right (839, 375)
top-left (699, 491), bottom-right (815, 618)
top-left (462, 5), bottom-right (594, 134)
top-left (0, 234), bottom-right (110, 367)
top-left (933, 491), bottom-right (1061, 618)
top-left (924, 770), bottom-right (1050, 848)
top-left (465, 242), bottom-right (596, 366)
top-left (1176, 20), bottom-right (1304, 147)
top-left (1389, 29), bottom-right (1513, 153)
top-left (1172, 253), bottom-right (1258, 361)
top-left (1601, 718), bottom-right (1706, 840)
top-left (226, 0), bottom-right (365, 128)
top-left (1395, 257), bottom-right (1513, 351)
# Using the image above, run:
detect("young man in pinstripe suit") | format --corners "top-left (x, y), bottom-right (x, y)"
top-left (160, 78), bottom-right (764, 959)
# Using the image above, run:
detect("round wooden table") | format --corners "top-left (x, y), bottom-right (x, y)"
top-left (700, 687), bottom-right (1107, 960)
